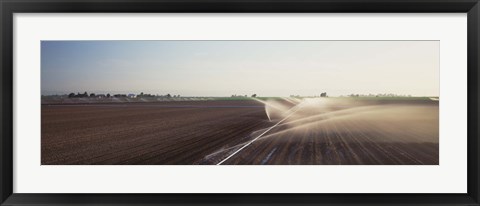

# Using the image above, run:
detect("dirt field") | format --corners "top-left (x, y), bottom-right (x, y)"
top-left (41, 101), bottom-right (271, 164)
top-left (42, 98), bottom-right (439, 165)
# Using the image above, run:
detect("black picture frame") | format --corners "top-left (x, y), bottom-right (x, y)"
top-left (1, 0), bottom-right (479, 205)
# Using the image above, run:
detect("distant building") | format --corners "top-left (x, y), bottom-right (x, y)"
top-left (320, 92), bottom-right (327, 97)
top-left (127, 94), bottom-right (136, 98)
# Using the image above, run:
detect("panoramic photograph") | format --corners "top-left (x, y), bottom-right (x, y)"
top-left (41, 40), bottom-right (439, 165)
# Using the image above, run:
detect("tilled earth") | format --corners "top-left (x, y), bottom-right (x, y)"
top-left (42, 99), bottom-right (439, 165)
top-left (42, 101), bottom-right (271, 164)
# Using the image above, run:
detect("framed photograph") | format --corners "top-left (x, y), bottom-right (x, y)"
top-left (1, 0), bottom-right (479, 205)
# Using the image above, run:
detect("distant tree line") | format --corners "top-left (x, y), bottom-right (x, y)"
top-left (67, 92), bottom-right (181, 99)
top-left (290, 92), bottom-right (328, 98)
top-left (231, 94), bottom-right (258, 98)
top-left (346, 93), bottom-right (412, 97)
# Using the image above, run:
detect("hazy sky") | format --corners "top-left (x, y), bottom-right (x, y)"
top-left (41, 41), bottom-right (439, 97)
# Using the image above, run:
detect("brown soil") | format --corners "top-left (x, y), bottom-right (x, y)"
top-left (42, 99), bottom-right (439, 165)
top-left (41, 100), bottom-right (271, 164)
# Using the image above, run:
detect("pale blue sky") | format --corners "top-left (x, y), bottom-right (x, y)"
top-left (41, 41), bottom-right (439, 97)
